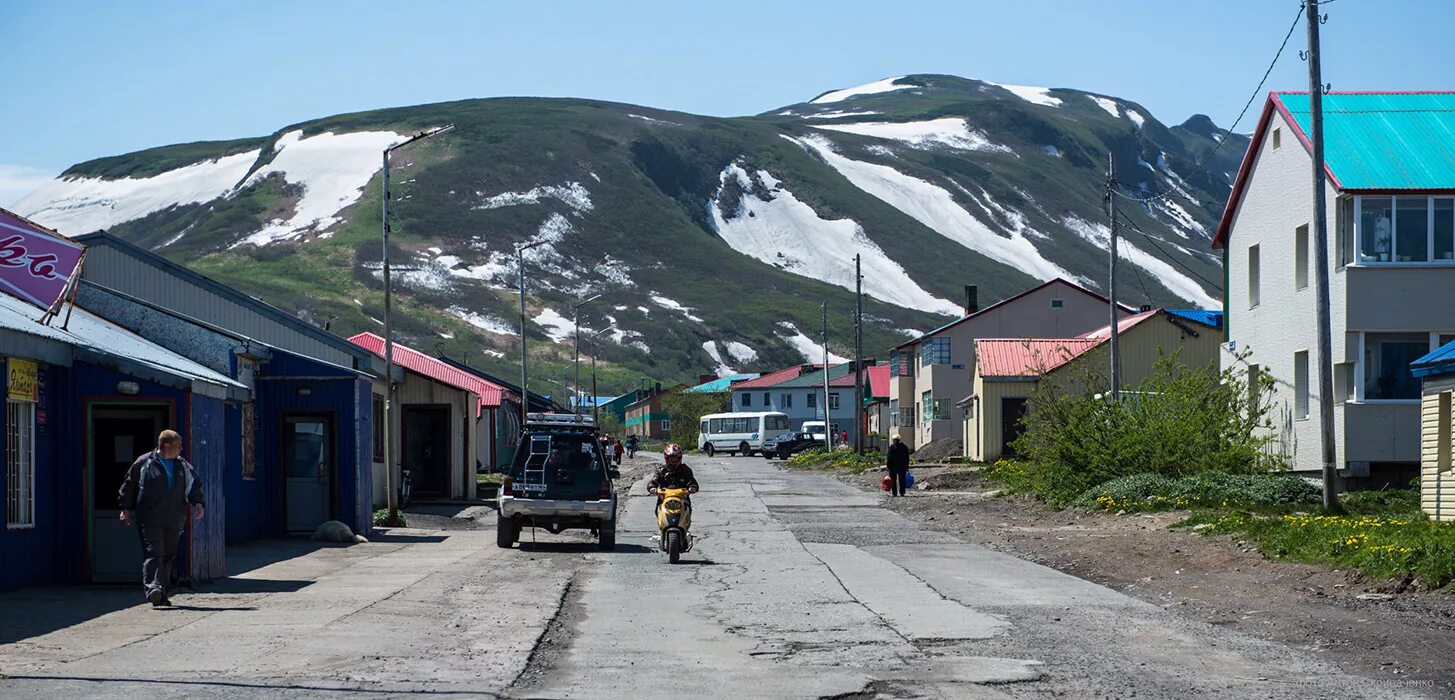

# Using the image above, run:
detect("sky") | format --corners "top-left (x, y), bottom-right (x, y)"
top-left (2, 0), bottom-right (1452, 205)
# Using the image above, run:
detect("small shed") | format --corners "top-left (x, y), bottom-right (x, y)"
top-left (1410, 341), bottom-right (1455, 520)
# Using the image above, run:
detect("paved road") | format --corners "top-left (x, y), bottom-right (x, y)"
top-left (0, 455), bottom-right (1431, 699)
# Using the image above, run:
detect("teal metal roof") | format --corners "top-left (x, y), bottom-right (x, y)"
top-left (1277, 92), bottom-right (1455, 190)
top-left (772, 363), bottom-right (857, 389)
top-left (685, 373), bottom-right (760, 393)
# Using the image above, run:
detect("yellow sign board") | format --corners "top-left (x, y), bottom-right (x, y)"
top-left (7, 359), bottom-right (37, 402)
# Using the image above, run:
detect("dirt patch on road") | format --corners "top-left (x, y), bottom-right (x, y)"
top-left (839, 466), bottom-right (1455, 694)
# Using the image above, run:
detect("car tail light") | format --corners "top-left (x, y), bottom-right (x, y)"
top-left (599, 480), bottom-right (611, 499)
top-left (502, 477), bottom-right (514, 496)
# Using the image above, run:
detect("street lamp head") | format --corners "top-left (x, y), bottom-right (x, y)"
top-left (517, 239), bottom-right (547, 254)
top-left (575, 293), bottom-right (603, 308)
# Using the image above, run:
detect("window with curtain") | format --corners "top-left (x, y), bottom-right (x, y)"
top-left (1359, 197), bottom-right (1393, 262)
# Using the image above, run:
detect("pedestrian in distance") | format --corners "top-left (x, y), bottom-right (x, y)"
top-left (118, 430), bottom-right (205, 608)
top-left (612, 438), bottom-right (624, 466)
top-left (885, 435), bottom-right (910, 497)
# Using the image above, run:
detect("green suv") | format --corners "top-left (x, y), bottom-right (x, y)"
top-left (496, 413), bottom-right (619, 550)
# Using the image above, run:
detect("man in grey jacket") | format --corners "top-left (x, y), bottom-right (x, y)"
top-left (119, 430), bottom-right (205, 607)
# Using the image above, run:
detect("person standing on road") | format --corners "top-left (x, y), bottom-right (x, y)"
top-left (118, 430), bottom-right (205, 607)
top-left (885, 435), bottom-right (910, 497)
top-left (611, 438), bottom-right (624, 466)
top-left (625, 435), bottom-right (638, 459)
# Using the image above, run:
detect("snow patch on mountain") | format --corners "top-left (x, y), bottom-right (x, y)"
top-left (232, 130), bottom-right (406, 247)
top-left (533, 308), bottom-right (576, 343)
top-left (811, 77), bottom-right (913, 104)
top-left (810, 118), bottom-right (1014, 155)
top-left (1062, 217), bottom-right (1219, 309)
top-left (15, 149), bottom-right (259, 236)
top-left (702, 341), bottom-right (736, 377)
top-left (1127, 109), bottom-right (1147, 128)
top-left (650, 294), bottom-right (704, 323)
top-left (448, 306), bottom-right (515, 335)
top-left (988, 82), bottom-right (1062, 107)
top-left (778, 322), bottom-right (849, 364)
top-left (710, 163), bottom-right (960, 316)
top-left (787, 135), bottom-right (1072, 282)
top-left (804, 111), bottom-right (881, 120)
top-left (1089, 96), bottom-right (1120, 118)
top-left (724, 341), bottom-right (758, 364)
top-left (476, 181), bottom-right (593, 214)
top-left (1156, 200), bottom-right (1208, 239)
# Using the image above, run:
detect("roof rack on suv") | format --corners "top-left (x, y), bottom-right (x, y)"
top-left (525, 412), bottom-right (596, 426)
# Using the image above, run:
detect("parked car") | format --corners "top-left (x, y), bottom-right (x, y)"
top-left (760, 430), bottom-right (825, 460)
top-left (496, 413), bottom-right (619, 550)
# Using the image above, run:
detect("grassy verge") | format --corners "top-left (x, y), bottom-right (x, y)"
top-left (477, 472), bottom-right (505, 498)
top-left (784, 449), bottom-right (884, 474)
top-left (1075, 472), bottom-right (1320, 513)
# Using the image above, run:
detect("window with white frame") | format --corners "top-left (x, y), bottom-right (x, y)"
top-left (932, 397), bottom-right (951, 421)
top-left (1363, 332), bottom-right (1428, 400)
top-left (1294, 351), bottom-right (1309, 419)
top-left (6, 400), bottom-right (35, 529)
top-left (889, 399), bottom-right (899, 427)
top-left (1356, 196), bottom-right (1455, 263)
top-left (782, 393), bottom-right (793, 409)
top-left (921, 391), bottom-right (934, 423)
top-left (661, 418), bottom-right (670, 431)
top-left (828, 393), bottom-right (840, 410)
top-left (1337, 198), bottom-right (1354, 267)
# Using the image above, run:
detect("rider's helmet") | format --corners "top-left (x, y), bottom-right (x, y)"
top-left (663, 443), bottom-right (684, 466)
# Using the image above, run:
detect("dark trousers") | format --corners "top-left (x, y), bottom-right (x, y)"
top-left (137, 525), bottom-right (180, 599)
top-left (889, 468), bottom-right (907, 496)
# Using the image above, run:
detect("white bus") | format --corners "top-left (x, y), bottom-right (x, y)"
top-left (697, 412), bottom-right (791, 457)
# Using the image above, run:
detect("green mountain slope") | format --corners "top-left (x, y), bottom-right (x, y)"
top-left (13, 74), bottom-right (1246, 395)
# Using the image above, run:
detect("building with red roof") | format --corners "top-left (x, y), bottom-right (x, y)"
top-left (962, 309), bottom-right (1219, 462)
top-left (350, 332), bottom-right (506, 501)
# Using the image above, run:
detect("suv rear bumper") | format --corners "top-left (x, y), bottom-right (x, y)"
top-left (498, 494), bottom-right (615, 520)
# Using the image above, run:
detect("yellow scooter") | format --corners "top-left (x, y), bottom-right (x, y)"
top-left (656, 487), bottom-right (694, 563)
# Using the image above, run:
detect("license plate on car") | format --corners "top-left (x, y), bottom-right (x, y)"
top-left (519, 483), bottom-right (547, 493)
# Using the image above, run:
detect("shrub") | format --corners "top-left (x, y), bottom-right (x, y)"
top-left (785, 448), bottom-right (884, 474)
top-left (1077, 472), bottom-right (1320, 512)
top-left (661, 388), bottom-right (729, 448)
top-left (996, 351), bottom-right (1287, 506)
top-left (373, 509), bottom-right (406, 527)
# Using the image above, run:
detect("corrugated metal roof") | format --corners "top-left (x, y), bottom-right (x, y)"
top-left (975, 338), bottom-right (1101, 378)
top-left (866, 365), bottom-right (891, 399)
top-left (774, 362), bottom-right (859, 389)
top-left (685, 373), bottom-right (761, 393)
top-left (1278, 92), bottom-right (1455, 190)
top-left (349, 332), bottom-right (504, 413)
top-left (0, 293), bottom-right (246, 398)
top-left (1166, 309), bottom-right (1223, 328)
top-left (732, 364), bottom-right (818, 390)
top-left (1079, 309), bottom-right (1159, 340)
top-left (1412, 338), bottom-right (1455, 378)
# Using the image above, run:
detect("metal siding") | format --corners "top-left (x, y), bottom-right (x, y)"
top-left (1421, 379), bottom-right (1455, 520)
top-left (1280, 93), bottom-right (1455, 190)
top-left (188, 395), bottom-right (227, 582)
top-left (0, 363), bottom-right (74, 590)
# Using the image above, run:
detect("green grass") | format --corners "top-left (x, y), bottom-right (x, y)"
top-left (784, 449), bottom-right (884, 474)
top-left (1181, 509), bottom-right (1455, 588)
top-left (1076, 472), bottom-right (1320, 513)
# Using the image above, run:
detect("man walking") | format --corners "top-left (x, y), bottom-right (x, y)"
top-left (885, 435), bottom-right (910, 497)
top-left (118, 430), bottom-right (205, 607)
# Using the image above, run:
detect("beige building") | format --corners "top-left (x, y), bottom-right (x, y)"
top-left (889, 279), bottom-right (1131, 449)
top-left (962, 309), bottom-right (1221, 462)
top-left (1413, 343), bottom-right (1455, 521)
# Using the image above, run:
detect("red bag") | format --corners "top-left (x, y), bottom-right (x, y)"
top-left (881, 474), bottom-right (892, 492)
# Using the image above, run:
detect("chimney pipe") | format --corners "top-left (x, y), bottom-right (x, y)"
top-left (964, 285), bottom-right (978, 316)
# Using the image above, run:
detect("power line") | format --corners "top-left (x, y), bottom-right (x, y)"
top-left (1116, 209), bottom-right (1223, 290)
top-left (1115, 2), bottom-right (1307, 205)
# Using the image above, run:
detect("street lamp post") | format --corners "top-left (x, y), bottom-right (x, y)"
top-left (516, 239), bottom-right (546, 417)
top-left (586, 326), bottom-right (614, 426)
top-left (573, 294), bottom-right (602, 414)
top-left (381, 124), bottom-right (453, 519)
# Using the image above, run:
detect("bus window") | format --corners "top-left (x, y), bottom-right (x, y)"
top-left (765, 414), bottom-right (790, 431)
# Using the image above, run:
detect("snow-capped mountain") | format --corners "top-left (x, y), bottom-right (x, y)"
top-left (12, 74), bottom-right (1244, 390)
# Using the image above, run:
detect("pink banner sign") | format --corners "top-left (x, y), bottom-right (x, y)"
top-left (0, 208), bottom-right (85, 310)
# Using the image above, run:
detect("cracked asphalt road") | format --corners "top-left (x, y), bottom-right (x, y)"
top-left (0, 454), bottom-right (1434, 698)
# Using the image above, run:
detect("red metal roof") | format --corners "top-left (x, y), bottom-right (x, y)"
top-left (731, 364), bottom-right (818, 390)
top-left (866, 365), bottom-right (891, 399)
top-left (975, 310), bottom-right (1163, 378)
top-left (349, 332), bottom-right (506, 414)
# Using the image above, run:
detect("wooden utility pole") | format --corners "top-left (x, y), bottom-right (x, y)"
top-left (822, 302), bottom-right (833, 450)
top-left (1306, 0), bottom-right (1342, 512)
top-left (1106, 152), bottom-right (1121, 400)
top-left (854, 255), bottom-right (864, 454)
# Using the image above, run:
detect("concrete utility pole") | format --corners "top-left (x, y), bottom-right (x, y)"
top-left (573, 294), bottom-right (602, 415)
top-left (381, 124), bottom-right (453, 518)
top-left (517, 240), bottom-right (546, 414)
top-left (1105, 152), bottom-right (1122, 401)
top-left (822, 302), bottom-right (833, 450)
top-left (1306, 0), bottom-right (1343, 512)
top-left (587, 326), bottom-right (613, 426)
top-left (854, 255), bottom-right (864, 454)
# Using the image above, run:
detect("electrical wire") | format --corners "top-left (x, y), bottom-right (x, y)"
top-left (1117, 209), bottom-right (1223, 290)
top-left (1114, 2), bottom-right (1308, 204)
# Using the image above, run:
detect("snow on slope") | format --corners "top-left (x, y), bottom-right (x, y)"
top-left (786, 135), bottom-right (1072, 282)
top-left (533, 308), bottom-right (576, 343)
top-left (803, 111), bottom-right (880, 120)
top-left (709, 163), bottom-right (960, 316)
top-left (702, 341), bottom-right (736, 377)
top-left (1089, 96), bottom-right (1121, 118)
top-left (476, 181), bottom-right (593, 214)
top-left (778, 322), bottom-right (849, 364)
top-left (448, 306), bottom-right (515, 335)
top-left (811, 77), bottom-right (913, 104)
top-left (234, 129), bottom-right (406, 247)
top-left (988, 82), bottom-right (1062, 107)
top-left (810, 118), bottom-right (1014, 154)
top-left (14, 150), bottom-right (259, 236)
top-left (1062, 217), bottom-right (1219, 309)
top-left (724, 341), bottom-right (758, 364)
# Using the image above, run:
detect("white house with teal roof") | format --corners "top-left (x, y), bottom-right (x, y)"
top-left (1215, 91), bottom-right (1455, 489)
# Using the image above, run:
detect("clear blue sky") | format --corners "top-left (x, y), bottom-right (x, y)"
top-left (2, 0), bottom-right (1450, 203)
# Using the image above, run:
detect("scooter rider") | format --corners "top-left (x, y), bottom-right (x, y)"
top-left (647, 444), bottom-right (699, 510)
